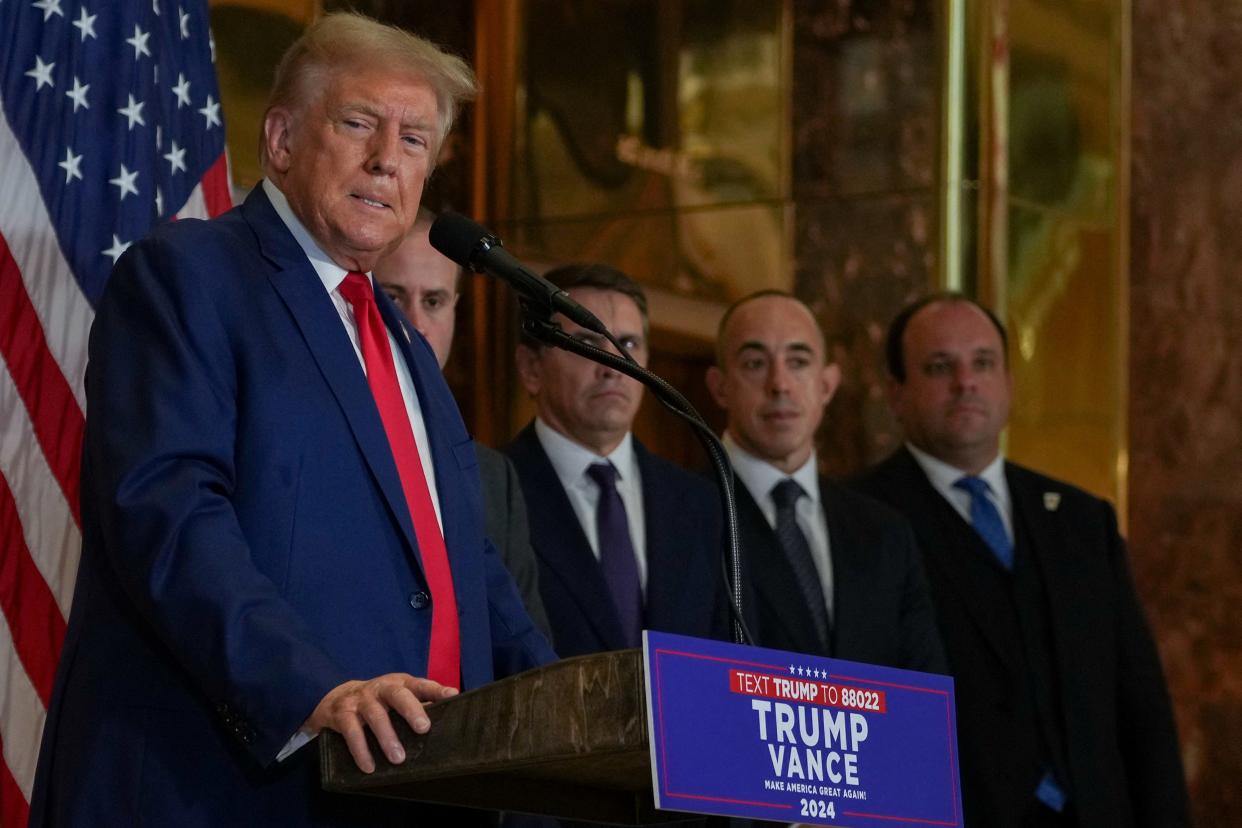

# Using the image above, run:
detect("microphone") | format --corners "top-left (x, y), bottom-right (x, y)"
top-left (428, 212), bottom-right (607, 334)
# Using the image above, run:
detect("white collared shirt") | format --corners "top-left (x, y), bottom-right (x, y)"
top-left (263, 179), bottom-right (442, 531)
top-left (906, 442), bottom-right (1013, 543)
top-left (724, 433), bottom-right (834, 622)
top-left (534, 418), bottom-right (648, 593)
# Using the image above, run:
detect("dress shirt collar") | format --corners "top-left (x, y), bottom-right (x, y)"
top-left (906, 441), bottom-right (1011, 517)
top-left (723, 432), bottom-right (820, 508)
top-left (263, 178), bottom-right (368, 294)
top-left (534, 418), bottom-right (638, 491)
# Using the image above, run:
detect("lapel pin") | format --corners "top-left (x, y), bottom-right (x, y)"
top-left (1043, 492), bottom-right (1061, 511)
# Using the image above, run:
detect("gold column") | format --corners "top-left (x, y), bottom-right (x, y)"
top-left (941, 0), bottom-right (1130, 516)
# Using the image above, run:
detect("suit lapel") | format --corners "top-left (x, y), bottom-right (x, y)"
top-left (246, 189), bottom-right (421, 567)
top-left (638, 443), bottom-right (695, 632)
top-left (511, 426), bottom-right (627, 650)
top-left (883, 449), bottom-right (1018, 668)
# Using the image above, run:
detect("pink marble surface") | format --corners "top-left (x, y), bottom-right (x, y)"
top-left (1130, 0), bottom-right (1242, 822)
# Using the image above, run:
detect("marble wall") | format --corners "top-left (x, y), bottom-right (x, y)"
top-left (790, 0), bottom-right (938, 478)
top-left (1130, 1), bottom-right (1242, 822)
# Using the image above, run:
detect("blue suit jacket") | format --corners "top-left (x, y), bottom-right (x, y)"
top-left (504, 423), bottom-right (730, 656)
top-left (29, 187), bottom-right (555, 827)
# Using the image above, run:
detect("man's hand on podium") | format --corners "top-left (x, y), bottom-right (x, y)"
top-left (307, 673), bottom-right (459, 773)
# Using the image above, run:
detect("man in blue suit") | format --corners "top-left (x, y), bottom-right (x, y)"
top-left (505, 264), bottom-right (730, 658)
top-left (30, 13), bottom-right (554, 827)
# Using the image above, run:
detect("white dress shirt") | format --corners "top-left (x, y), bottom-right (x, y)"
top-left (724, 433), bottom-right (834, 622)
top-left (534, 418), bottom-right (648, 593)
top-left (906, 442), bottom-right (1013, 544)
top-left (264, 179), bottom-right (442, 761)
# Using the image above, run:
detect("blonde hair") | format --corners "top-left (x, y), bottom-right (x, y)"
top-left (261, 12), bottom-right (476, 166)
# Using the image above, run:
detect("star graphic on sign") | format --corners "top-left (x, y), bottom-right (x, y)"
top-left (72, 6), bottom-right (97, 40)
top-left (65, 77), bottom-right (89, 111)
top-left (788, 664), bottom-right (796, 675)
top-left (118, 94), bottom-right (146, 129)
top-left (171, 73), bottom-right (191, 107)
top-left (58, 147), bottom-right (83, 184)
top-left (164, 141), bottom-right (187, 174)
top-left (127, 24), bottom-right (152, 60)
top-left (33, 0), bottom-right (63, 21)
top-left (199, 94), bottom-right (221, 128)
top-left (103, 234), bottom-right (131, 263)
top-left (25, 56), bottom-right (55, 91)
top-left (109, 164), bottom-right (139, 201)
top-left (796, 665), bottom-right (805, 677)
top-left (179, 7), bottom-right (190, 39)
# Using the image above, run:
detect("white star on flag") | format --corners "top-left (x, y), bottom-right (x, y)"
top-left (103, 234), bottom-right (132, 263)
top-left (58, 147), bottom-right (83, 183)
top-left (65, 76), bottom-right (89, 111)
top-left (109, 163), bottom-right (139, 200)
top-left (25, 55), bottom-right (55, 89)
top-left (164, 141), bottom-right (187, 174)
top-left (33, 0), bottom-right (63, 21)
top-left (72, 6), bottom-right (96, 40)
top-left (117, 93), bottom-right (146, 129)
top-left (172, 72), bottom-right (191, 107)
top-left (179, 7), bottom-right (190, 39)
top-left (126, 24), bottom-right (151, 59)
top-left (199, 94), bottom-right (221, 128)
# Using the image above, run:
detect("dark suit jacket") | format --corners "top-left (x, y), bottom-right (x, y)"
top-left (477, 442), bottom-right (552, 636)
top-left (29, 187), bottom-right (555, 827)
top-left (734, 477), bottom-right (946, 674)
top-left (505, 423), bottom-right (730, 656)
top-left (852, 447), bottom-right (1189, 828)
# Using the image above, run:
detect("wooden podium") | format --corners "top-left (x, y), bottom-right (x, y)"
top-left (320, 649), bottom-right (692, 824)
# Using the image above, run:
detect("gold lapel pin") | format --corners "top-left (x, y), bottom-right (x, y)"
top-left (1043, 492), bottom-right (1061, 511)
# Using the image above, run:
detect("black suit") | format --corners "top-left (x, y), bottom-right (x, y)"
top-left (852, 447), bottom-right (1189, 828)
top-left (505, 423), bottom-right (730, 657)
top-left (476, 442), bottom-right (552, 637)
top-left (734, 477), bottom-right (946, 673)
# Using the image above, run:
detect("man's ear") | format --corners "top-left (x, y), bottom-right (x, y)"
top-left (262, 107), bottom-right (295, 174)
top-left (514, 345), bottom-right (542, 397)
top-left (821, 362), bottom-right (842, 407)
top-left (705, 365), bottom-right (728, 411)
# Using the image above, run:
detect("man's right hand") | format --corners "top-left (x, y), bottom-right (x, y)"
top-left (306, 673), bottom-right (458, 773)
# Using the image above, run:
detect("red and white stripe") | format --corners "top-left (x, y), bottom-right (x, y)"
top-left (0, 107), bottom-right (230, 825)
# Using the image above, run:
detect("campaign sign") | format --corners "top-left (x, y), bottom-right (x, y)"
top-left (643, 631), bottom-right (961, 826)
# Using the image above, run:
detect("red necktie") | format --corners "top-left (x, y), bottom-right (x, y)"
top-left (338, 272), bottom-right (460, 687)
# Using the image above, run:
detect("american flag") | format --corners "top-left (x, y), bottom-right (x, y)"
top-left (0, 1), bottom-right (231, 823)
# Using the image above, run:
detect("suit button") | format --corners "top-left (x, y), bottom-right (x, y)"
top-left (409, 591), bottom-right (430, 609)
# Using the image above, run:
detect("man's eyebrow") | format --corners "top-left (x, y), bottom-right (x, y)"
top-left (736, 341), bottom-right (770, 356)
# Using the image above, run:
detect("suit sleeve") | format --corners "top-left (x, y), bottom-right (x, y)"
top-left (1105, 508), bottom-right (1191, 827)
top-left (84, 237), bottom-right (348, 765)
top-left (482, 535), bottom-right (558, 676)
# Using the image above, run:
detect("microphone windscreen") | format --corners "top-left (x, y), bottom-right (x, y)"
top-left (428, 211), bottom-right (489, 267)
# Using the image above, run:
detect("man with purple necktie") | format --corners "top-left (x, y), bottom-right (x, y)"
top-left (504, 264), bottom-right (731, 659)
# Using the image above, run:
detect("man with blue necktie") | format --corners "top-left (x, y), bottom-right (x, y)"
top-left (852, 293), bottom-right (1189, 827)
